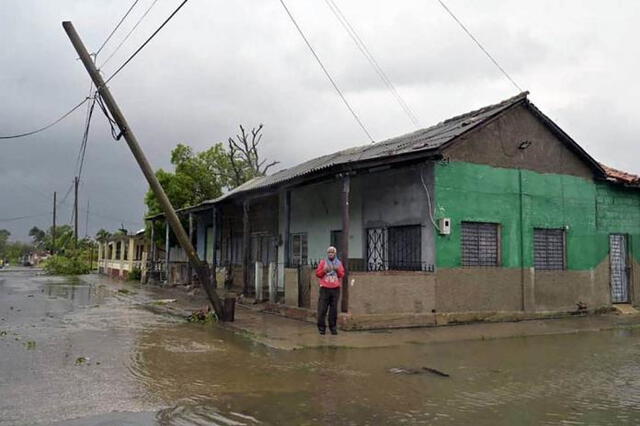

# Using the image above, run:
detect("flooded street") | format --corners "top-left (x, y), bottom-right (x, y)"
top-left (1, 269), bottom-right (640, 425)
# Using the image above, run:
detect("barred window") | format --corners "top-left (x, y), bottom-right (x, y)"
top-left (290, 233), bottom-right (308, 266)
top-left (367, 225), bottom-right (421, 271)
top-left (534, 228), bottom-right (565, 270)
top-left (461, 222), bottom-right (500, 266)
top-left (115, 242), bottom-right (121, 260)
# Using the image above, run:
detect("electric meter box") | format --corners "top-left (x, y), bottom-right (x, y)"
top-left (438, 218), bottom-right (451, 235)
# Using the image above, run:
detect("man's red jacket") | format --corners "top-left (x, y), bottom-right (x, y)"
top-left (315, 259), bottom-right (345, 288)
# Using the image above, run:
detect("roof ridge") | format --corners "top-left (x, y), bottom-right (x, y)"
top-left (441, 91), bottom-right (529, 125)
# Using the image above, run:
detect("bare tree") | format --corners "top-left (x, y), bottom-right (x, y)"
top-left (227, 124), bottom-right (279, 187)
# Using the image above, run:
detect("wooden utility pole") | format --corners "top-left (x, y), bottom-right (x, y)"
top-left (52, 191), bottom-right (57, 255)
top-left (62, 21), bottom-right (225, 318)
top-left (73, 176), bottom-right (79, 248)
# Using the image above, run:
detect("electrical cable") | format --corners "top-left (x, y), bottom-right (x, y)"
top-left (76, 95), bottom-right (97, 181)
top-left (0, 213), bottom-right (50, 223)
top-left (323, 0), bottom-right (421, 128)
top-left (104, 0), bottom-right (189, 84)
top-left (96, 93), bottom-right (122, 140)
top-left (0, 98), bottom-right (90, 140)
top-left (436, 0), bottom-right (523, 92)
top-left (419, 167), bottom-right (441, 232)
top-left (100, 0), bottom-right (161, 68)
top-left (278, 0), bottom-right (374, 143)
top-left (95, 0), bottom-right (142, 56)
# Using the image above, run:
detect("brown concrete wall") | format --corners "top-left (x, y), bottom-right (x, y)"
top-left (444, 104), bottom-right (594, 179)
top-left (436, 268), bottom-right (523, 312)
top-left (533, 259), bottom-right (610, 312)
top-left (284, 268), bottom-right (299, 306)
top-left (349, 271), bottom-right (436, 315)
top-left (631, 258), bottom-right (640, 308)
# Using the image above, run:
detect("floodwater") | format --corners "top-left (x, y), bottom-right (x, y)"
top-left (1, 269), bottom-right (640, 425)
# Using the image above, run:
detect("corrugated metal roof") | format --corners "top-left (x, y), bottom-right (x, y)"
top-left (209, 91), bottom-right (530, 204)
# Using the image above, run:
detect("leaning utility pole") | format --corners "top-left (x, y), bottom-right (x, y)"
top-left (73, 176), bottom-right (79, 248)
top-left (62, 21), bottom-right (225, 319)
top-left (52, 191), bottom-right (57, 255)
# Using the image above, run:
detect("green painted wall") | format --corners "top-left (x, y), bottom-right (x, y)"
top-left (435, 161), bottom-right (640, 269)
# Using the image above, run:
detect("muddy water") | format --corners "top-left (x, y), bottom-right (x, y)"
top-left (1, 269), bottom-right (640, 425)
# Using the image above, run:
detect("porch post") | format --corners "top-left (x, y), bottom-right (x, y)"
top-left (242, 200), bottom-right (250, 296)
top-left (284, 190), bottom-right (291, 267)
top-left (150, 220), bottom-right (156, 272)
top-left (341, 174), bottom-right (350, 313)
top-left (165, 222), bottom-right (170, 283)
top-left (211, 205), bottom-right (218, 289)
top-left (188, 213), bottom-right (194, 285)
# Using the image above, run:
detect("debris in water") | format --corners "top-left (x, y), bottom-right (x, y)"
top-left (422, 367), bottom-right (450, 377)
top-left (151, 299), bottom-right (177, 306)
top-left (0, 330), bottom-right (7, 337)
top-left (75, 356), bottom-right (90, 365)
top-left (187, 307), bottom-right (217, 324)
top-left (389, 366), bottom-right (450, 377)
top-left (24, 340), bottom-right (36, 350)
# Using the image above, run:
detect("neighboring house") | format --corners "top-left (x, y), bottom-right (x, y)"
top-left (97, 230), bottom-right (148, 280)
top-left (149, 92), bottom-right (640, 328)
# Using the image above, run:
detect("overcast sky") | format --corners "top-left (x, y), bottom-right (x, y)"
top-left (1, 0), bottom-right (639, 241)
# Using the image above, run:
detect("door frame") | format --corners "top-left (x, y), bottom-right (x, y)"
top-left (609, 233), bottom-right (631, 304)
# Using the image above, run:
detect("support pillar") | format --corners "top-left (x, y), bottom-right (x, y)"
top-left (211, 205), bottom-right (218, 289)
top-left (242, 200), bottom-right (250, 296)
top-left (165, 222), bottom-right (170, 284)
top-left (188, 213), bottom-right (194, 285)
top-left (340, 175), bottom-right (350, 313)
top-left (284, 190), bottom-right (291, 267)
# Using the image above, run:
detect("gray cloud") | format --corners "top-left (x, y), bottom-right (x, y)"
top-left (1, 0), bottom-right (639, 241)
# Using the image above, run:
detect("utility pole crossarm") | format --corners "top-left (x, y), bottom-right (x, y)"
top-left (62, 21), bottom-right (225, 319)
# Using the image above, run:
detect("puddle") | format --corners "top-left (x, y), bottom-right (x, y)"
top-left (3, 269), bottom-right (640, 425)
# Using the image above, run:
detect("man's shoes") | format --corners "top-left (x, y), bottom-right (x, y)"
top-left (319, 329), bottom-right (326, 335)
top-left (330, 328), bottom-right (338, 335)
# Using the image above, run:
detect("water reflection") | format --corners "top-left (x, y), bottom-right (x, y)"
top-left (130, 324), bottom-right (640, 425)
top-left (44, 281), bottom-right (106, 306)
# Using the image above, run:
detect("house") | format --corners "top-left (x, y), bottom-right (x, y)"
top-left (97, 230), bottom-right (149, 280)
top-left (149, 92), bottom-right (640, 328)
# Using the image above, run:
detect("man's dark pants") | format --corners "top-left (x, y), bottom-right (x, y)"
top-left (317, 286), bottom-right (340, 332)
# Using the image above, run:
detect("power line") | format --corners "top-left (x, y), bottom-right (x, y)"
top-left (0, 98), bottom-right (89, 140)
top-left (323, 0), bottom-right (420, 128)
top-left (95, 0), bottom-right (142, 56)
top-left (278, 0), bottom-right (374, 143)
top-left (75, 95), bottom-right (97, 181)
top-left (0, 213), bottom-right (50, 223)
top-left (105, 0), bottom-right (190, 84)
top-left (100, 0), bottom-right (161, 68)
top-left (436, 0), bottom-right (523, 92)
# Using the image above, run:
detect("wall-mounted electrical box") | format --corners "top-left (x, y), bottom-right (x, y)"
top-left (438, 218), bottom-right (451, 235)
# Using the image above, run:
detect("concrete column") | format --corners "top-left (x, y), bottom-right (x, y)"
top-left (188, 213), bottom-right (194, 285)
top-left (165, 223), bottom-right (170, 284)
top-left (211, 206), bottom-right (218, 289)
top-left (341, 175), bottom-right (350, 313)
top-left (268, 261), bottom-right (277, 303)
top-left (255, 261), bottom-right (263, 300)
top-left (242, 200), bottom-right (250, 296)
top-left (128, 236), bottom-right (135, 272)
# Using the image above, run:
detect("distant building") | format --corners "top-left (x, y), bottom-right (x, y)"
top-left (97, 230), bottom-right (149, 280)
top-left (149, 92), bottom-right (640, 328)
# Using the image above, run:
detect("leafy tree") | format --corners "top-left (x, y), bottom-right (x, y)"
top-left (96, 229), bottom-right (111, 242)
top-left (0, 229), bottom-right (10, 259)
top-left (29, 226), bottom-right (47, 249)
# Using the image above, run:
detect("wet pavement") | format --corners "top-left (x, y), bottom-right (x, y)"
top-left (2, 268), bottom-right (640, 425)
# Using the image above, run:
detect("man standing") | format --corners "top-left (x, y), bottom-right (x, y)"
top-left (315, 246), bottom-right (345, 335)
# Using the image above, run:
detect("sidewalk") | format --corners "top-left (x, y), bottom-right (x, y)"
top-left (84, 274), bottom-right (640, 351)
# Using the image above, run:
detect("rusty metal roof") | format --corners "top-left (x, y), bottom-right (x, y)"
top-left (601, 164), bottom-right (640, 185)
top-left (209, 91), bottom-right (530, 204)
